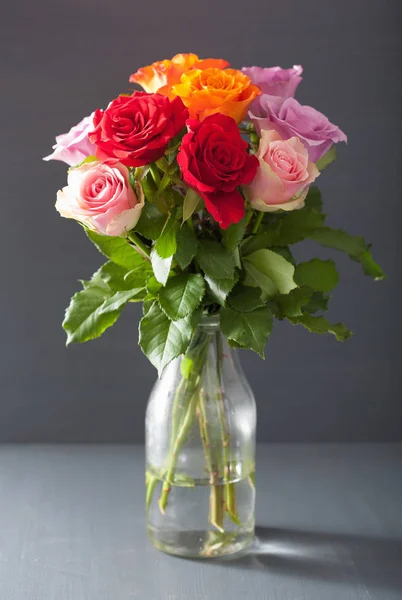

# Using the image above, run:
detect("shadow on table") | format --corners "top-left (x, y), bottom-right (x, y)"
top-left (215, 526), bottom-right (402, 592)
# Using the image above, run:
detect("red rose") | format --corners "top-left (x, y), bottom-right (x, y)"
top-left (177, 114), bottom-right (258, 228)
top-left (89, 92), bottom-right (188, 168)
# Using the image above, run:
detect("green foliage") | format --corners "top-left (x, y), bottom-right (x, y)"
top-left (139, 301), bottom-right (199, 375)
top-left (308, 227), bottom-right (385, 280)
top-left (150, 249), bottom-right (172, 286)
top-left (290, 314), bottom-right (352, 342)
top-left (274, 287), bottom-right (314, 318)
top-left (304, 186), bottom-right (323, 211)
top-left (159, 274), bottom-right (205, 320)
top-left (204, 273), bottom-right (239, 306)
top-left (135, 203), bottom-right (166, 240)
top-left (243, 249), bottom-right (297, 296)
top-left (155, 210), bottom-right (178, 258)
top-left (315, 146), bottom-right (337, 171)
top-left (62, 161), bottom-right (383, 370)
top-left (86, 229), bottom-right (150, 271)
top-left (183, 188), bottom-right (202, 222)
top-left (227, 284), bottom-right (265, 312)
top-left (175, 225), bottom-right (198, 269)
top-left (221, 217), bottom-right (247, 251)
top-left (294, 259), bottom-right (339, 293)
top-left (221, 306), bottom-right (273, 357)
top-left (63, 267), bottom-right (142, 344)
top-left (197, 239), bottom-right (236, 280)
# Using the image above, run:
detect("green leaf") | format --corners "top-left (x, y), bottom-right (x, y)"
top-left (204, 273), bottom-right (239, 306)
top-left (183, 188), bottom-right (202, 222)
top-left (86, 229), bottom-right (149, 271)
top-left (158, 173), bottom-right (171, 193)
top-left (96, 261), bottom-right (148, 292)
top-left (294, 259), bottom-right (339, 293)
top-left (221, 217), bottom-right (247, 252)
top-left (68, 155), bottom-right (98, 170)
top-left (197, 239), bottom-right (236, 280)
top-left (158, 273), bottom-right (205, 320)
top-left (146, 275), bottom-right (162, 296)
top-left (304, 186), bottom-right (323, 211)
top-left (227, 284), bottom-right (265, 312)
top-left (308, 227), bottom-right (385, 280)
top-left (243, 249), bottom-right (297, 296)
top-left (303, 291), bottom-right (330, 314)
top-left (274, 287), bottom-right (313, 318)
top-left (63, 277), bottom-right (139, 345)
top-left (135, 202), bottom-right (166, 240)
top-left (150, 249), bottom-right (172, 286)
top-left (290, 314), bottom-right (352, 342)
top-left (175, 225), bottom-right (198, 270)
top-left (275, 207), bottom-right (326, 245)
top-left (315, 146), bottom-right (337, 171)
top-left (155, 210), bottom-right (178, 259)
top-left (221, 306), bottom-right (273, 357)
top-left (139, 302), bottom-right (196, 374)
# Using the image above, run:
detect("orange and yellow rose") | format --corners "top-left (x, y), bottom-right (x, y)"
top-left (129, 53), bottom-right (229, 96)
top-left (171, 68), bottom-right (261, 123)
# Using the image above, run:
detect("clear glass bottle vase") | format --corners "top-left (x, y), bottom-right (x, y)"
top-left (145, 315), bottom-right (256, 558)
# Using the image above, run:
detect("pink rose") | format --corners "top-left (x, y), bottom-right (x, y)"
top-left (56, 161), bottom-right (144, 236)
top-left (242, 65), bottom-right (303, 98)
top-left (250, 96), bottom-right (347, 162)
top-left (43, 114), bottom-right (96, 166)
top-left (244, 130), bottom-right (320, 212)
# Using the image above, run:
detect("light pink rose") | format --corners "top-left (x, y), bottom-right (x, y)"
top-left (241, 65), bottom-right (303, 98)
top-left (43, 114), bottom-right (96, 166)
top-left (56, 161), bottom-right (144, 236)
top-left (244, 130), bottom-right (320, 212)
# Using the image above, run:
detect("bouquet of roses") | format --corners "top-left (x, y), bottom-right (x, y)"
top-left (44, 53), bottom-right (384, 373)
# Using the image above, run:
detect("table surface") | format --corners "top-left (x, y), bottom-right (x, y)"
top-left (0, 444), bottom-right (401, 600)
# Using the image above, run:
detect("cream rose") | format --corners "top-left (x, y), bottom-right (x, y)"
top-left (245, 130), bottom-right (319, 212)
top-left (56, 161), bottom-right (144, 236)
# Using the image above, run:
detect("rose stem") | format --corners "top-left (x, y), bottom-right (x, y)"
top-left (197, 389), bottom-right (225, 532)
top-left (127, 232), bottom-right (151, 258)
top-left (158, 336), bottom-right (210, 514)
top-left (252, 211), bottom-right (264, 235)
top-left (158, 389), bottom-right (198, 514)
top-left (145, 471), bottom-right (159, 513)
top-left (216, 332), bottom-right (240, 525)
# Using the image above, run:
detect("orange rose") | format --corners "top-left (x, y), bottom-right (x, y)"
top-left (171, 68), bottom-right (261, 123)
top-left (129, 53), bottom-right (229, 96)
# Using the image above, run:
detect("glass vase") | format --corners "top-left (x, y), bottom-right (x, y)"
top-left (145, 315), bottom-right (256, 558)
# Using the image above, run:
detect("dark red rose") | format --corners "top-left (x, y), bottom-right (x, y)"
top-left (89, 92), bottom-right (188, 167)
top-left (177, 114), bottom-right (258, 228)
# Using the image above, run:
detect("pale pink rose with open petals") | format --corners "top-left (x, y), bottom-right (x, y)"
top-left (43, 114), bottom-right (96, 166)
top-left (56, 161), bottom-right (144, 236)
top-left (244, 130), bottom-right (320, 212)
top-left (242, 65), bottom-right (303, 98)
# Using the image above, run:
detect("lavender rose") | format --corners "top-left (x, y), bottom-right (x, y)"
top-left (250, 95), bottom-right (347, 162)
top-left (242, 65), bottom-right (303, 98)
top-left (43, 114), bottom-right (96, 167)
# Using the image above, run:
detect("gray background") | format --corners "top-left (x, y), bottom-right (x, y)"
top-left (0, 0), bottom-right (400, 443)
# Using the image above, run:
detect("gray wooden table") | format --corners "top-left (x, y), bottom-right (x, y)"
top-left (0, 444), bottom-right (401, 600)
